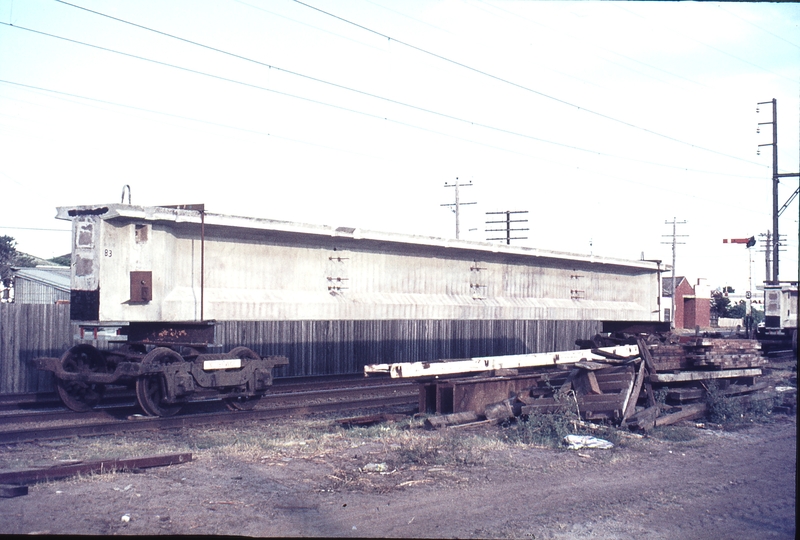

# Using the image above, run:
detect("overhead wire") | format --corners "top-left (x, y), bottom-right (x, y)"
top-left (0, 4), bottom-right (793, 273)
top-left (46, 3), bottom-right (637, 161)
top-left (291, 0), bottom-right (766, 167)
top-left (26, 4), bottom-right (769, 180)
top-left (0, 77), bottom-right (581, 165)
top-left (716, 4), bottom-right (800, 51)
top-left (0, 79), bottom-right (769, 216)
top-left (230, 0), bottom-right (385, 52)
top-left (471, 0), bottom-right (707, 90)
top-left (616, 3), bottom-right (799, 85)
top-left (0, 226), bottom-right (70, 232)
top-left (0, 78), bottom-right (385, 160)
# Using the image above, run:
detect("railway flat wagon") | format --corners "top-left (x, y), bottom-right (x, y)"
top-left (34, 203), bottom-right (663, 415)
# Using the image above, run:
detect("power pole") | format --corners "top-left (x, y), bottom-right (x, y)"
top-left (757, 99), bottom-right (800, 284)
top-left (759, 230), bottom-right (786, 284)
top-left (441, 178), bottom-right (476, 240)
top-left (662, 217), bottom-right (687, 329)
top-left (759, 231), bottom-right (773, 284)
top-left (486, 211), bottom-right (529, 245)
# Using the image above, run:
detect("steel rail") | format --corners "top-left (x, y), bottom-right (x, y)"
top-left (0, 373), bottom-right (372, 412)
top-left (0, 387), bottom-right (417, 444)
top-left (0, 380), bottom-right (410, 428)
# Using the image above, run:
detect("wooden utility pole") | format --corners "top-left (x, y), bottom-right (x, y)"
top-left (662, 217), bottom-right (687, 328)
top-left (441, 178), bottom-right (476, 239)
top-left (760, 231), bottom-right (772, 284)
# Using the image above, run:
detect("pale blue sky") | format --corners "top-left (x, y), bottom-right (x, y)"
top-left (1, 0), bottom-right (798, 296)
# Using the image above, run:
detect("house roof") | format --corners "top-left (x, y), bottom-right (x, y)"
top-left (662, 276), bottom-right (688, 297)
top-left (13, 266), bottom-right (70, 292)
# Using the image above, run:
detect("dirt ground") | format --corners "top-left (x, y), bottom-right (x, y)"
top-left (0, 409), bottom-right (796, 539)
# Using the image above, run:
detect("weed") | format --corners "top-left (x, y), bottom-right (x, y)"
top-left (653, 388), bottom-right (670, 405)
top-left (704, 381), bottom-right (744, 424)
top-left (703, 381), bottom-right (784, 427)
top-left (394, 429), bottom-right (485, 466)
top-left (651, 425), bottom-right (698, 442)
top-left (395, 435), bottom-right (439, 465)
top-left (509, 406), bottom-right (580, 448)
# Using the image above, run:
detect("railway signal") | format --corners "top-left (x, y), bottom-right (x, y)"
top-left (722, 235), bottom-right (757, 320)
top-left (722, 237), bottom-right (756, 248)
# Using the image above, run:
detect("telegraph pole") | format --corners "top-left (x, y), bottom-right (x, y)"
top-left (662, 217), bottom-right (687, 328)
top-left (759, 230), bottom-right (786, 284)
top-left (441, 178), bottom-right (476, 239)
top-left (486, 210), bottom-right (529, 245)
top-left (757, 99), bottom-right (800, 284)
top-left (760, 231), bottom-right (772, 285)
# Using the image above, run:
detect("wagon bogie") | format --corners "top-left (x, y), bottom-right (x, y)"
top-left (36, 341), bottom-right (287, 416)
top-left (136, 347), bottom-right (186, 416)
top-left (54, 344), bottom-right (109, 412)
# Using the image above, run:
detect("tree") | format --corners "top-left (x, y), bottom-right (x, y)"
top-left (711, 287), bottom-right (749, 319)
top-left (0, 235), bottom-right (36, 280)
top-left (728, 300), bottom-right (747, 319)
top-left (48, 254), bottom-right (71, 266)
top-left (0, 235), bottom-right (16, 267)
top-left (711, 291), bottom-right (731, 318)
top-left (0, 235), bottom-right (17, 281)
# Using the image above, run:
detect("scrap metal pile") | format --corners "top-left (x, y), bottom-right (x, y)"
top-left (364, 334), bottom-right (792, 431)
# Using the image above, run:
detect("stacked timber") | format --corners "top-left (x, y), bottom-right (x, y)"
top-left (378, 335), bottom-right (785, 432)
top-left (648, 337), bottom-right (764, 372)
top-left (633, 337), bottom-right (769, 429)
top-left (647, 342), bottom-right (692, 372)
top-left (648, 338), bottom-right (765, 390)
top-left (516, 363), bottom-right (640, 422)
top-left (682, 338), bottom-right (766, 370)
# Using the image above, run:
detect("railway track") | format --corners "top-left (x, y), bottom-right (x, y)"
top-left (0, 376), bottom-right (417, 444)
top-left (0, 373), bottom-right (374, 413)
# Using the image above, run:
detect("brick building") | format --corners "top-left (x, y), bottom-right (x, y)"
top-left (662, 276), bottom-right (711, 330)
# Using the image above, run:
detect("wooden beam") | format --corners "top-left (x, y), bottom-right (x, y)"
top-left (365, 345), bottom-right (640, 378)
top-left (654, 403), bottom-right (708, 427)
top-left (424, 411), bottom-right (481, 429)
top-left (626, 405), bottom-right (660, 431)
top-left (650, 368), bottom-right (761, 383)
top-left (0, 453), bottom-right (192, 485)
top-left (0, 484), bottom-right (28, 498)
top-left (636, 338), bottom-right (657, 374)
top-left (621, 359), bottom-right (647, 424)
top-left (575, 371), bottom-right (603, 395)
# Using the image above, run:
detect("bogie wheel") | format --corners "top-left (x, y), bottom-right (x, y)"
top-left (56, 344), bottom-right (107, 412)
top-left (136, 347), bottom-right (185, 417)
top-left (222, 347), bottom-right (263, 411)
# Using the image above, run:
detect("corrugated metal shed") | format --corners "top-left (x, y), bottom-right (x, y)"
top-left (13, 267), bottom-right (70, 304)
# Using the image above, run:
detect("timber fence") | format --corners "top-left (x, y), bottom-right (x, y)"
top-left (1, 302), bottom-right (601, 394)
top-left (0, 304), bottom-right (71, 394)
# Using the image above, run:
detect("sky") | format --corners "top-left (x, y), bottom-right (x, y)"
top-left (0, 0), bottom-right (798, 298)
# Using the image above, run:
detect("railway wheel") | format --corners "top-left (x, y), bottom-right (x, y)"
top-left (222, 347), bottom-right (263, 411)
top-left (56, 344), bottom-right (107, 412)
top-left (136, 347), bottom-right (184, 417)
